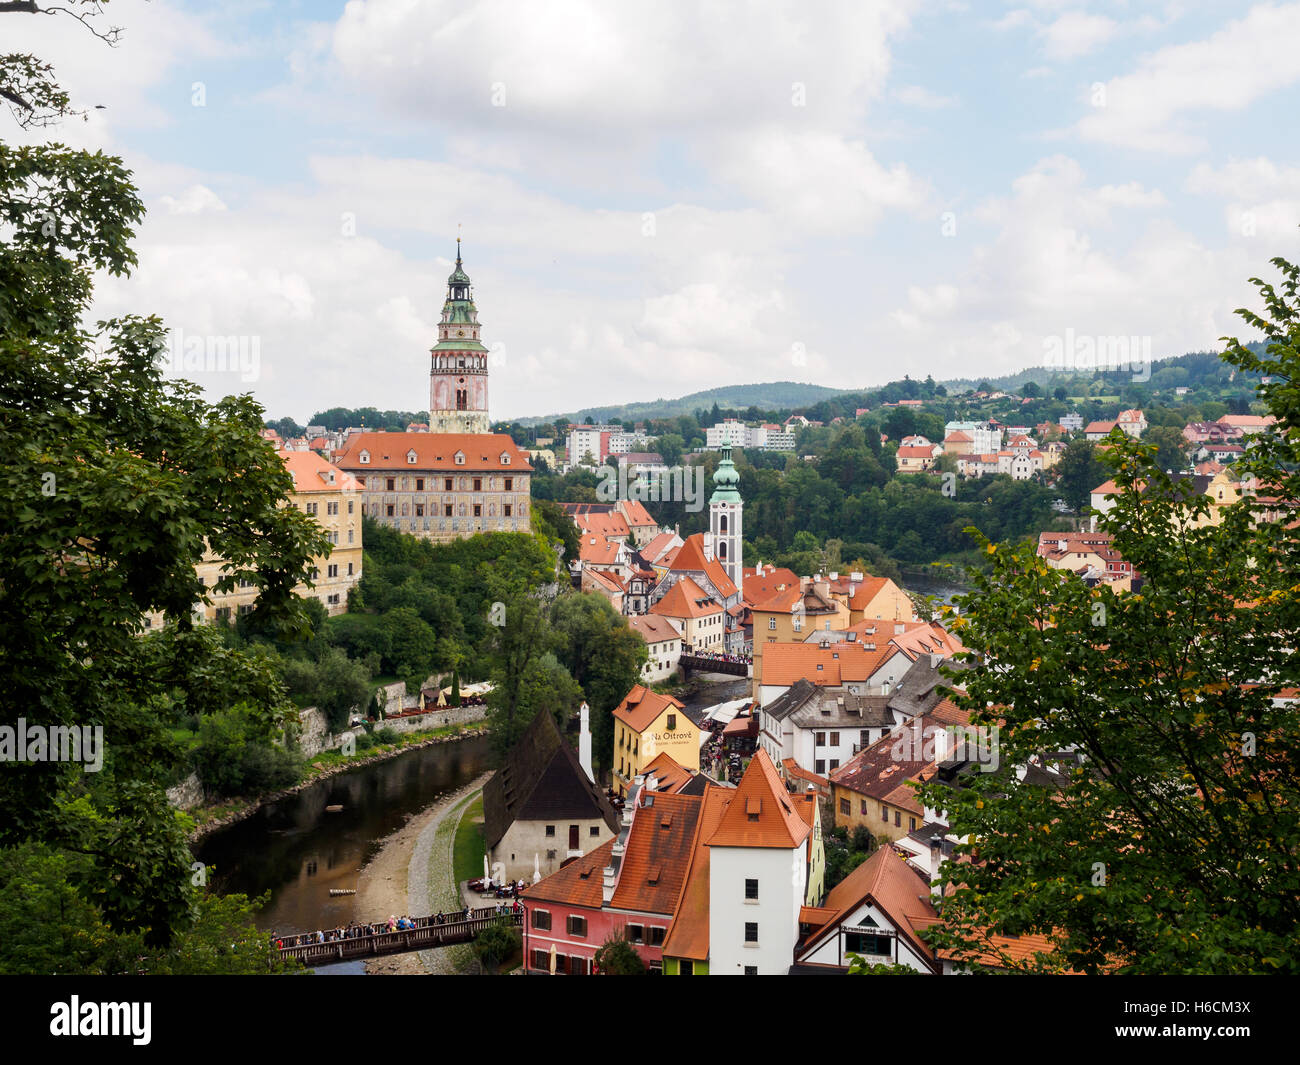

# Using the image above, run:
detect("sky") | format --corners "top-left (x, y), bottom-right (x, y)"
top-left (10, 0), bottom-right (1300, 423)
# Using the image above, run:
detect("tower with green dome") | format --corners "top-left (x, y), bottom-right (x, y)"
top-left (429, 237), bottom-right (491, 434)
top-left (710, 443), bottom-right (744, 593)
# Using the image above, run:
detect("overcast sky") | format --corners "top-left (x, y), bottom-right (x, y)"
top-left (13, 0), bottom-right (1300, 422)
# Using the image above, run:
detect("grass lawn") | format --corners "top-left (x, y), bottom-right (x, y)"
top-left (452, 794), bottom-right (486, 886)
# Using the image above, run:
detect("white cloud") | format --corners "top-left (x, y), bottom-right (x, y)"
top-left (1073, 3), bottom-right (1300, 153)
top-left (1187, 157), bottom-right (1300, 240)
top-left (893, 85), bottom-right (958, 109)
top-left (1039, 12), bottom-right (1117, 60)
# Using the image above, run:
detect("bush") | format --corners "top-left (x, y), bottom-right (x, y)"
top-left (192, 703), bottom-right (302, 798)
top-left (472, 922), bottom-right (520, 972)
top-left (593, 935), bottom-right (647, 975)
top-left (372, 727), bottom-right (400, 745)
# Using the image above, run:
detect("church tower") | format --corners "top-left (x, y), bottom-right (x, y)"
top-left (710, 444), bottom-right (744, 593)
top-left (429, 238), bottom-right (490, 434)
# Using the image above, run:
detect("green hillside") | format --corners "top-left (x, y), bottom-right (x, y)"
top-left (514, 381), bottom-right (848, 426)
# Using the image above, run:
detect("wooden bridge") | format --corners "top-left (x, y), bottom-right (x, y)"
top-left (678, 654), bottom-right (751, 678)
top-left (277, 908), bottom-right (521, 965)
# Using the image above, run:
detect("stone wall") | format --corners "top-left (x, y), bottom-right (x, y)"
top-left (166, 772), bottom-right (206, 811)
top-left (296, 700), bottom-right (487, 756)
top-left (378, 702), bottom-right (487, 736)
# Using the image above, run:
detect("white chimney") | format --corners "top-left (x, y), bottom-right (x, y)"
top-left (702, 531), bottom-right (713, 562)
top-left (579, 702), bottom-right (593, 782)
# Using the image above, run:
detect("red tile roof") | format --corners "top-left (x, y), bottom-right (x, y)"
top-left (761, 641), bottom-right (896, 687)
top-left (279, 449), bottom-right (361, 493)
top-left (662, 785), bottom-right (731, 961)
top-left (333, 432), bottom-right (532, 472)
top-left (619, 499), bottom-right (657, 527)
top-left (613, 684), bottom-right (686, 734)
top-left (708, 748), bottom-right (811, 849)
top-left (609, 792), bottom-right (703, 915)
top-left (650, 576), bottom-right (722, 620)
top-left (628, 614), bottom-right (682, 645)
top-left (521, 838), bottom-right (616, 907)
top-left (670, 533), bottom-right (738, 599)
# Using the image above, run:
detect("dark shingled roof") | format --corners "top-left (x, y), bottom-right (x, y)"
top-left (886, 656), bottom-right (969, 722)
top-left (764, 678), bottom-right (820, 723)
top-left (482, 710), bottom-right (618, 851)
top-left (789, 690), bottom-right (894, 730)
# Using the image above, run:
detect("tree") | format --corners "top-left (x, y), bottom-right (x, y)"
top-left (1053, 437), bottom-right (1107, 511)
top-left (594, 934), bottom-right (647, 974)
top-left (472, 921), bottom-right (521, 973)
top-left (0, 24), bottom-right (328, 953)
top-left (1144, 423), bottom-right (1190, 472)
top-left (917, 254), bottom-right (1300, 973)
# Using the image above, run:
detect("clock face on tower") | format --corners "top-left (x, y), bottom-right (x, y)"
top-left (457, 329), bottom-right (465, 336)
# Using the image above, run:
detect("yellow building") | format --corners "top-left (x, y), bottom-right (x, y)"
top-left (750, 581), bottom-right (848, 700)
top-left (827, 575), bottom-right (916, 626)
top-left (144, 449), bottom-right (362, 629)
top-left (612, 685), bottom-right (700, 796)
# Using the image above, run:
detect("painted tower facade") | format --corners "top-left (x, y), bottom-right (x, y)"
top-left (709, 444), bottom-right (743, 593)
top-left (429, 239), bottom-right (491, 434)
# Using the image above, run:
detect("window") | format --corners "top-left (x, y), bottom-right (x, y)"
top-left (840, 798), bottom-right (850, 816)
top-left (444, 478), bottom-right (453, 491)
top-left (570, 955), bottom-right (588, 976)
top-left (348, 500), bottom-right (354, 514)
top-left (385, 478), bottom-right (395, 491)
top-left (590, 826), bottom-right (600, 836)
top-left (830, 759), bottom-right (840, 771)
top-left (504, 477), bottom-right (513, 491)
top-left (545, 825), bottom-right (555, 837)
top-left (415, 504), bottom-right (424, 517)
top-left (744, 922), bottom-right (758, 943)
top-left (648, 926), bottom-right (666, 947)
top-left (473, 504), bottom-right (482, 517)
top-left (744, 966), bottom-right (758, 975)
top-left (894, 811), bottom-right (901, 827)
top-left (327, 564), bottom-right (338, 578)
top-left (815, 760), bottom-right (825, 775)
top-left (473, 477), bottom-right (482, 491)
top-left (531, 910), bottom-right (551, 931)
top-left (909, 817), bottom-right (917, 831)
top-left (830, 731), bottom-right (840, 745)
top-left (860, 799), bottom-right (868, 815)
top-left (768, 618), bottom-right (776, 630)
top-left (566, 915), bottom-right (587, 938)
top-left (454, 452), bottom-right (465, 465)
top-left (845, 931), bottom-right (893, 956)
top-left (744, 878), bottom-right (758, 900)
top-left (626, 924), bottom-right (645, 945)
top-left (531, 950), bottom-right (548, 971)
top-left (445, 504), bottom-right (453, 517)
top-left (666, 713), bottom-right (676, 730)
top-left (815, 732), bottom-right (826, 747)
top-left (359, 450), bottom-right (370, 464)
top-left (415, 478), bottom-right (424, 491)
top-left (881, 805), bottom-right (889, 822)
top-left (305, 502), bottom-right (318, 516)
top-left (680, 961), bottom-right (694, 976)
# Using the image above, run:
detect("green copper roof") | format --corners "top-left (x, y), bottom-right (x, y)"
top-left (710, 445), bottom-right (743, 504)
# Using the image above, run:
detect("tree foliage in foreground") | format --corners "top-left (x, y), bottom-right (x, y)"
top-left (918, 254), bottom-right (1300, 974)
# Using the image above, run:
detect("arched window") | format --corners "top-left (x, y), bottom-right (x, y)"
top-left (719, 515), bottom-right (728, 533)
top-left (719, 541), bottom-right (727, 559)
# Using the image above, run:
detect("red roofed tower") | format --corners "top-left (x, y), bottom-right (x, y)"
top-left (429, 237), bottom-right (491, 434)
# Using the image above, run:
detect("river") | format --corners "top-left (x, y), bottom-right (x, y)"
top-left (195, 733), bottom-right (494, 938)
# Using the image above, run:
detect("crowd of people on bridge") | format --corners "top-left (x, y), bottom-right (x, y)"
top-left (274, 901), bottom-right (521, 950)
top-left (682, 648), bottom-right (752, 664)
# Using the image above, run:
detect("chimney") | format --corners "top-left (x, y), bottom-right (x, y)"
top-left (702, 531), bottom-right (713, 562)
top-left (578, 702), bottom-right (593, 782)
top-left (929, 652), bottom-right (943, 670)
top-left (929, 834), bottom-right (944, 890)
top-left (603, 780), bottom-right (641, 904)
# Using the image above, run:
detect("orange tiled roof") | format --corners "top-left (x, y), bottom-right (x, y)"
top-left (279, 449), bottom-right (361, 493)
top-left (333, 431), bottom-right (532, 472)
top-left (670, 533), bottom-right (738, 599)
top-left (662, 785), bottom-right (731, 961)
top-left (619, 499), bottom-right (657, 527)
top-left (708, 748), bottom-right (811, 849)
top-left (641, 751), bottom-right (696, 794)
top-left (579, 534), bottom-right (623, 566)
top-left (628, 614), bottom-right (682, 645)
top-left (743, 566), bottom-right (800, 607)
top-left (800, 846), bottom-right (937, 967)
top-left (520, 837), bottom-right (616, 907)
top-left (642, 531), bottom-right (681, 563)
top-left (651, 576), bottom-right (722, 620)
top-left (578, 510), bottom-right (630, 541)
top-left (761, 641), bottom-right (895, 687)
top-left (613, 684), bottom-right (686, 734)
top-left (609, 791), bottom-right (703, 915)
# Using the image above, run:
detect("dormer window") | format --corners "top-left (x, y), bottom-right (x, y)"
top-left (454, 451), bottom-right (465, 465)
top-left (359, 450), bottom-right (370, 464)
top-left (407, 450), bottom-right (418, 464)
top-left (500, 453), bottom-right (511, 465)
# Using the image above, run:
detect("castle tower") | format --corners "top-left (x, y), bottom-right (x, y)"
top-left (429, 238), bottom-right (490, 434)
top-left (710, 444), bottom-right (743, 593)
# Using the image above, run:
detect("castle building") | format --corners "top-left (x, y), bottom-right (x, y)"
top-left (429, 238), bottom-right (491, 434)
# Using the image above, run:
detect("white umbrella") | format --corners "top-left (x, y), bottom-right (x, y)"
top-left (533, 853), bottom-right (542, 883)
top-left (549, 942), bottom-right (557, 975)
top-left (483, 855), bottom-right (490, 886)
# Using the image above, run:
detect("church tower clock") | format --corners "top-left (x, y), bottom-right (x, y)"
top-left (429, 238), bottom-right (491, 434)
top-left (709, 443), bottom-right (744, 593)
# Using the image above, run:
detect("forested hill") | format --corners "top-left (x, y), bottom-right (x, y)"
top-left (516, 381), bottom-right (848, 426)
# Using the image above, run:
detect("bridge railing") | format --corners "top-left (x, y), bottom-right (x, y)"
top-left (277, 910), bottom-right (522, 963)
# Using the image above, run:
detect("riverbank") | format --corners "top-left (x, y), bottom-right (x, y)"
top-left (358, 774), bottom-right (491, 975)
top-left (188, 723), bottom-right (489, 844)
